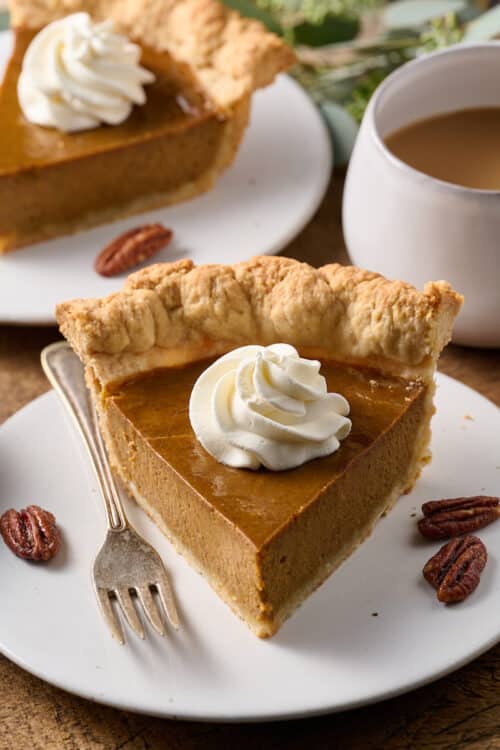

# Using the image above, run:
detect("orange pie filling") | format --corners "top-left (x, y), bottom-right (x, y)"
top-left (96, 356), bottom-right (428, 637)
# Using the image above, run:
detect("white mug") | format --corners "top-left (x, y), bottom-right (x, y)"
top-left (343, 43), bottom-right (500, 347)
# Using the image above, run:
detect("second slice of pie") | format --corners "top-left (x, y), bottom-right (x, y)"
top-left (1, 0), bottom-right (294, 252)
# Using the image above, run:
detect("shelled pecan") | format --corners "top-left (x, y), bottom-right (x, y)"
top-left (418, 496), bottom-right (499, 540)
top-left (423, 535), bottom-right (487, 603)
top-left (0, 505), bottom-right (61, 561)
top-left (94, 223), bottom-right (173, 277)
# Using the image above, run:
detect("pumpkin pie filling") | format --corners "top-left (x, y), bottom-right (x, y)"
top-left (101, 357), bottom-right (427, 636)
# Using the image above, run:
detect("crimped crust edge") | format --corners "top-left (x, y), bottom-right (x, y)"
top-left (56, 256), bottom-right (463, 388)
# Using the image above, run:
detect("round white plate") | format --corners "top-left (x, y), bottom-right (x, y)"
top-left (0, 373), bottom-right (499, 721)
top-left (0, 30), bottom-right (331, 326)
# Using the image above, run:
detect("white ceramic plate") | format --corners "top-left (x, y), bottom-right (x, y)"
top-left (0, 373), bottom-right (499, 721)
top-left (0, 30), bottom-right (331, 325)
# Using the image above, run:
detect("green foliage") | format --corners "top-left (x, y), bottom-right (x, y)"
top-left (419, 12), bottom-right (463, 49)
top-left (222, 0), bottom-right (283, 33)
top-left (345, 69), bottom-right (389, 121)
top-left (299, 0), bottom-right (383, 22)
top-left (292, 14), bottom-right (360, 46)
top-left (255, 0), bottom-right (382, 27)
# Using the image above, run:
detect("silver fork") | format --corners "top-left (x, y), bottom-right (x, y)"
top-left (41, 341), bottom-right (179, 644)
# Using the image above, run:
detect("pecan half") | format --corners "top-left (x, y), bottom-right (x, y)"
top-left (94, 224), bottom-right (173, 277)
top-left (0, 505), bottom-right (61, 561)
top-left (423, 535), bottom-right (487, 603)
top-left (418, 496), bottom-right (500, 539)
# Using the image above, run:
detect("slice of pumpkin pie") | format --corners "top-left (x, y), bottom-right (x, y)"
top-left (56, 256), bottom-right (462, 637)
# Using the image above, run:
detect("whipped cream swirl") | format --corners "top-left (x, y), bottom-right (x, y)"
top-left (18, 13), bottom-right (155, 132)
top-left (189, 344), bottom-right (352, 471)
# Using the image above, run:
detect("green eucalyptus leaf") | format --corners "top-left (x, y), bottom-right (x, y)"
top-left (0, 10), bottom-right (9, 31)
top-left (384, 0), bottom-right (466, 29)
top-left (319, 101), bottom-right (359, 166)
top-left (464, 4), bottom-right (500, 41)
top-left (221, 0), bottom-right (283, 34)
top-left (293, 13), bottom-right (360, 47)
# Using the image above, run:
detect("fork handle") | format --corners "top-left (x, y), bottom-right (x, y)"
top-left (41, 341), bottom-right (129, 531)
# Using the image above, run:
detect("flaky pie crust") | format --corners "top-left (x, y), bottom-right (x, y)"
top-left (8, 0), bottom-right (295, 112)
top-left (56, 256), bottom-right (463, 389)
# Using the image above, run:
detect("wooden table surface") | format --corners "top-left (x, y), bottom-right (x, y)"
top-left (1, 177), bottom-right (499, 750)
